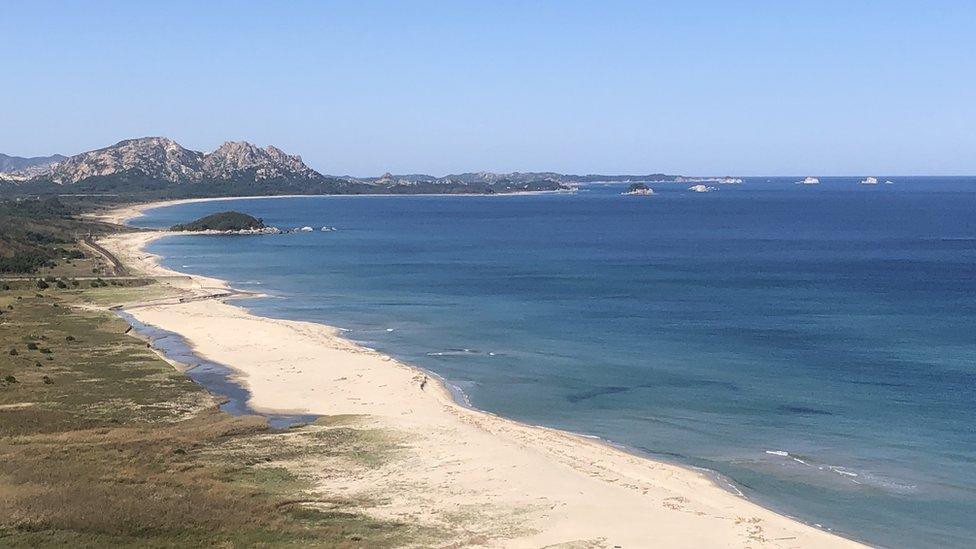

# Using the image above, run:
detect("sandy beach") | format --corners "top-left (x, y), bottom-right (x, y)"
top-left (97, 200), bottom-right (868, 548)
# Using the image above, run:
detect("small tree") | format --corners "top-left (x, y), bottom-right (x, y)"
top-left (36, 279), bottom-right (49, 290)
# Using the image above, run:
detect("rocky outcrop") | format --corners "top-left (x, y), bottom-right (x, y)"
top-left (0, 153), bottom-right (66, 181)
top-left (46, 137), bottom-right (322, 185)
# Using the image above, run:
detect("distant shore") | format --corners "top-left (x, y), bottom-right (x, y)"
top-left (96, 189), bottom-right (579, 226)
top-left (97, 198), bottom-right (867, 548)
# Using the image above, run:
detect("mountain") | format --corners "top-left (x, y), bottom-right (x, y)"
top-left (0, 153), bottom-right (66, 181)
top-left (46, 137), bottom-right (320, 185)
top-left (2, 136), bottom-right (713, 200)
top-left (1, 137), bottom-right (571, 198)
top-left (202, 141), bottom-right (320, 182)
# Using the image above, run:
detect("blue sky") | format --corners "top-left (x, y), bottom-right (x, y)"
top-left (3, 1), bottom-right (974, 175)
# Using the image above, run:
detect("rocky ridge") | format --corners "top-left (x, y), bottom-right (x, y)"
top-left (46, 137), bottom-right (320, 185)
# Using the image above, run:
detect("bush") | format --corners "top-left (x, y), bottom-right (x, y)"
top-left (56, 280), bottom-right (67, 289)
top-left (42, 375), bottom-right (53, 384)
top-left (0, 254), bottom-right (55, 274)
top-left (3, 375), bottom-right (17, 384)
top-left (71, 279), bottom-right (79, 287)
top-left (1, 284), bottom-right (9, 291)
top-left (66, 335), bottom-right (75, 342)
top-left (39, 348), bottom-right (52, 354)
top-left (26, 342), bottom-right (39, 350)
top-left (8, 348), bottom-right (17, 356)
top-left (34, 362), bottom-right (42, 367)
top-left (36, 279), bottom-right (49, 289)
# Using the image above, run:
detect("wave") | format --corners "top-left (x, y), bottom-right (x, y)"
top-left (762, 449), bottom-right (917, 493)
top-left (426, 348), bottom-right (490, 357)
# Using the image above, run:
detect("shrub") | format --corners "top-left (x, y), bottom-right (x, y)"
top-left (56, 280), bottom-right (67, 289)
top-left (36, 279), bottom-right (49, 289)
top-left (1, 284), bottom-right (9, 291)
top-left (71, 279), bottom-right (79, 287)
top-left (8, 348), bottom-right (17, 356)
top-left (42, 375), bottom-right (53, 384)
top-left (66, 335), bottom-right (75, 342)
top-left (39, 348), bottom-right (52, 354)
top-left (26, 342), bottom-right (39, 350)
top-left (34, 362), bottom-right (42, 367)
top-left (3, 375), bottom-right (17, 384)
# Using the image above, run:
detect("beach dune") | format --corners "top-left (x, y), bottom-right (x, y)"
top-left (98, 202), bottom-right (867, 548)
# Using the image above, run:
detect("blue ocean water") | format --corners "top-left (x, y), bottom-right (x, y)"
top-left (135, 177), bottom-right (976, 548)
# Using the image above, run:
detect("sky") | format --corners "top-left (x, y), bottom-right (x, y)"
top-left (3, 1), bottom-right (975, 176)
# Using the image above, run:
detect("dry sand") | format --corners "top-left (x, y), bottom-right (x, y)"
top-left (97, 201), bottom-right (868, 548)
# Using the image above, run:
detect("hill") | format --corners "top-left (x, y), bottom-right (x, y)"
top-left (0, 153), bottom-right (66, 181)
top-left (170, 211), bottom-right (266, 232)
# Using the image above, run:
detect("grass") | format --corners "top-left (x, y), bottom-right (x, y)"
top-left (0, 283), bottom-right (436, 547)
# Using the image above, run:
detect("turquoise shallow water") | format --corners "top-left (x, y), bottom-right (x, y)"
top-left (135, 177), bottom-right (976, 548)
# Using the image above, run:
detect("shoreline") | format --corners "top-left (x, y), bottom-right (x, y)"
top-left (96, 198), bottom-right (868, 548)
top-left (94, 189), bottom-right (579, 226)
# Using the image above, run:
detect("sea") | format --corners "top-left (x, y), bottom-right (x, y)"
top-left (133, 177), bottom-right (976, 548)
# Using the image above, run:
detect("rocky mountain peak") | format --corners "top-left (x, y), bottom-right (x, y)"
top-left (50, 137), bottom-right (204, 184)
top-left (202, 140), bottom-right (318, 181)
top-left (44, 137), bottom-right (322, 185)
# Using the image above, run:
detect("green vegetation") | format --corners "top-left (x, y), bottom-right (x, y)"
top-left (170, 211), bottom-right (266, 232)
top-left (0, 284), bottom-right (436, 547)
top-left (0, 197), bottom-right (118, 275)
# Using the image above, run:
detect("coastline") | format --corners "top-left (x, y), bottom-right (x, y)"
top-left (97, 199), bottom-right (869, 548)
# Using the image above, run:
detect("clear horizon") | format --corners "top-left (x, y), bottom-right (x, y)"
top-left (3, 1), bottom-right (975, 176)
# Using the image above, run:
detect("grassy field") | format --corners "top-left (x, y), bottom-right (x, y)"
top-left (0, 281), bottom-right (436, 547)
